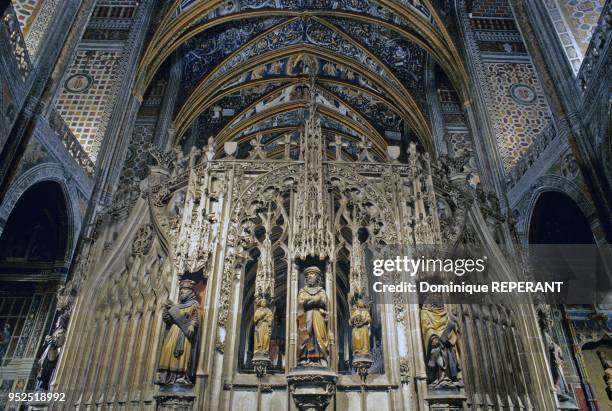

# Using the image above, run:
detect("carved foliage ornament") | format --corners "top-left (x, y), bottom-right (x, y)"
top-left (132, 223), bottom-right (154, 256)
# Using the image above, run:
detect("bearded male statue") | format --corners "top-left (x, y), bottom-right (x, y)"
top-left (156, 279), bottom-right (201, 385)
top-left (297, 266), bottom-right (329, 366)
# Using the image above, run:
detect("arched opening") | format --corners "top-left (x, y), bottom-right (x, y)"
top-left (0, 181), bottom-right (69, 268)
top-left (238, 256), bottom-right (288, 374)
top-left (528, 191), bottom-right (603, 409)
top-left (528, 191), bottom-right (595, 244)
top-left (0, 181), bottom-right (70, 391)
top-left (237, 192), bottom-right (290, 375)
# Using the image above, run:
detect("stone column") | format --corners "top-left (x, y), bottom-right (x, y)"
top-left (154, 54), bottom-right (183, 151)
top-left (424, 56), bottom-right (448, 157)
top-left (80, 0), bottom-right (158, 238)
top-left (453, 0), bottom-right (510, 211)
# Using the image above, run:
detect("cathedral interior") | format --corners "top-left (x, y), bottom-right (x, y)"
top-left (0, 0), bottom-right (611, 410)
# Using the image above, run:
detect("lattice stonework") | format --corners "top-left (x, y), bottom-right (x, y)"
top-left (483, 62), bottom-right (552, 171)
top-left (447, 132), bottom-right (472, 157)
top-left (118, 123), bottom-right (155, 187)
top-left (55, 49), bottom-right (121, 159)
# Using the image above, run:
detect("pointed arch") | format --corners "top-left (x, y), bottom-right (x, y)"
top-left (136, 4), bottom-right (469, 102)
top-left (214, 82), bottom-right (384, 146)
top-left (175, 45), bottom-right (432, 150)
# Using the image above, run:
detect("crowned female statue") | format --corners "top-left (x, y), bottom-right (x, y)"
top-left (349, 296), bottom-right (371, 357)
top-left (253, 295), bottom-right (273, 355)
top-left (156, 279), bottom-right (201, 385)
top-left (297, 266), bottom-right (329, 366)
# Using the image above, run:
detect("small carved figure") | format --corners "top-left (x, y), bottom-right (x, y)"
top-left (253, 296), bottom-right (273, 355)
top-left (548, 332), bottom-right (569, 399)
top-left (171, 191), bottom-right (186, 217)
top-left (171, 147), bottom-right (187, 176)
top-left (188, 146), bottom-right (201, 168)
top-left (0, 323), bottom-right (11, 362)
top-left (203, 137), bottom-right (216, 162)
top-left (156, 279), bottom-right (201, 385)
top-left (36, 312), bottom-right (69, 391)
top-left (329, 135), bottom-right (347, 161)
top-left (357, 136), bottom-right (376, 162)
top-left (538, 309), bottom-right (570, 401)
top-left (297, 266), bottom-right (329, 366)
top-left (248, 133), bottom-right (267, 160)
top-left (349, 296), bottom-right (371, 356)
top-left (420, 303), bottom-right (462, 388)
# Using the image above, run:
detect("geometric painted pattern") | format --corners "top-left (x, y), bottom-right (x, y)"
top-left (55, 49), bottom-right (121, 160)
top-left (11, 0), bottom-right (42, 33)
top-left (559, 0), bottom-right (604, 55)
top-left (544, 0), bottom-right (585, 73)
top-left (483, 62), bottom-right (552, 172)
top-left (545, 0), bottom-right (604, 72)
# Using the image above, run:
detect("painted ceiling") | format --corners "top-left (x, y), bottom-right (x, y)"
top-left (137, 0), bottom-right (467, 158)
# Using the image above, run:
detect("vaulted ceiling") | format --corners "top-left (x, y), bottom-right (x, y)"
top-left (135, 0), bottom-right (469, 158)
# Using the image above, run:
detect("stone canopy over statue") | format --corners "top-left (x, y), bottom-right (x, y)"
top-left (297, 266), bottom-right (330, 366)
top-left (156, 279), bottom-right (201, 385)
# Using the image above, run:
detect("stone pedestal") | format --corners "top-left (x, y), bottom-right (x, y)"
top-left (27, 401), bottom-right (49, 411)
top-left (287, 366), bottom-right (337, 411)
top-left (352, 353), bottom-right (373, 381)
top-left (252, 352), bottom-right (271, 378)
top-left (154, 385), bottom-right (195, 411)
top-left (425, 389), bottom-right (467, 411)
top-left (558, 396), bottom-right (580, 410)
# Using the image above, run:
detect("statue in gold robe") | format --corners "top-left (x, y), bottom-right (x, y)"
top-left (297, 266), bottom-right (329, 366)
top-left (349, 297), bottom-right (371, 356)
top-left (420, 303), bottom-right (462, 388)
top-left (253, 297), bottom-right (273, 354)
top-left (156, 279), bottom-right (201, 385)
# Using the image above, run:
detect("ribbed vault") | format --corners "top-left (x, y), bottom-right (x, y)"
top-left (135, 0), bottom-right (470, 156)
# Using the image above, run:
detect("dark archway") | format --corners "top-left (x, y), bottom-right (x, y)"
top-left (528, 191), bottom-right (601, 410)
top-left (528, 191), bottom-right (595, 244)
top-left (0, 0), bottom-right (10, 19)
top-left (0, 181), bottom-right (70, 385)
top-left (0, 181), bottom-right (69, 271)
